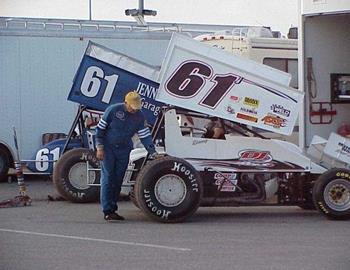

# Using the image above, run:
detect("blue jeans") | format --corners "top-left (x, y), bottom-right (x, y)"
top-left (100, 144), bottom-right (131, 214)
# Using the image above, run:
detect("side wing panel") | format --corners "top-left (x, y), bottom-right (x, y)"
top-left (68, 42), bottom-right (164, 125)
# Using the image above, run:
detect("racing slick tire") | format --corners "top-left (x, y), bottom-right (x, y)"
top-left (313, 168), bottom-right (350, 220)
top-left (298, 203), bottom-right (316, 210)
top-left (129, 189), bottom-right (140, 209)
top-left (0, 146), bottom-right (11, 182)
top-left (53, 148), bottom-right (100, 203)
top-left (298, 187), bottom-right (316, 210)
top-left (134, 156), bottom-right (203, 223)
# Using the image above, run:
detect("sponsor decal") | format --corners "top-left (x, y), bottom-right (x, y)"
top-left (261, 113), bottom-right (286, 128)
top-left (243, 97), bottom-right (259, 107)
top-left (225, 105), bottom-right (235, 114)
top-left (187, 156), bottom-right (303, 170)
top-left (229, 95), bottom-right (242, 103)
top-left (136, 82), bottom-right (157, 99)
top-left (239, 150), bottom-right (273, 163)
top-left (192, 139), bottom-right (208, 145)
top-left (337, 142), bottom-right (350, 157)
top-left (237, 113), bottom-right (258, 123)
top-left (214, 173), bottom-right (238, 192)
top-left (115, 111), bottom-right (125, 120)
top-left (140, 97), bottom-right (161, 116)
top-left (136, 80), bottom-right (162, 117)
top-left (270, 104), bottom-right (291, 117)
top-left (240, 107), bottom-right (257, 115)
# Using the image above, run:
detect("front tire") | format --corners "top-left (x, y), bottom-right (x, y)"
top-left (53, 148), bottom-right (100, 203)
top-left (134, 156), bottom-right (203, 223)
top-left (130, 189), bottom-right (140, 209)
top-left (313, 168), bottom-right (350, 220)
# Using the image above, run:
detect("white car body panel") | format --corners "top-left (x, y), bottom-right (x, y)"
top-left (157, 33), bottom-right (304, 136)
top-left (164, 109), bottom-right (325, 174)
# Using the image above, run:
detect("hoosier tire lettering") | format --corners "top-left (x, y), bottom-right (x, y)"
top-left (171, 161), bottom-right (199, 192)
top-left (143, 189), bottom-right (171, 219)
top-left (134, 156), bottom-right (203, 223)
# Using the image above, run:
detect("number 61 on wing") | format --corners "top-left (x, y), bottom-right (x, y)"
top-left (157, 33), bottom-right (304, 136)
top-left (67, 42), bottom-right (163, 125)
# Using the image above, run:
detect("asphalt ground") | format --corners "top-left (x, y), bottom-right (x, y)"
top-left (0, 177), bottom-right (349, 270)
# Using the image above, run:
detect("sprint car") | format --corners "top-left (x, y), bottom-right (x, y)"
top-left (53, 105), bottom-right (350, 222)
top-left (52, 35), bottom-right (350, 223)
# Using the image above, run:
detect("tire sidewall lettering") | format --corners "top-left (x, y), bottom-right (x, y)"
top-left (143, 189), bottom-right (171, 220)
top-left (335, 172), bottom-right (350, 180)
top-left (171, 161), bottom-right (199, 192)
top-left (317, 201), bottom-right (329, 214)
top-left (137, 157), bottom-right (203, 222)
top-left (80, 152), bottom-right (99, 164)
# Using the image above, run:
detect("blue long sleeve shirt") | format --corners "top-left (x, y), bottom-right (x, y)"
top-left (95, 103), bottom-right (156, 154)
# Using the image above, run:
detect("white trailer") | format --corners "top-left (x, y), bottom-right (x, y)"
top-left (0, 17), bottom-right (174, 180)
top-left (296, 1), bottom-right (350, 219)
top-left (299, 0), bottom-right (350, 149)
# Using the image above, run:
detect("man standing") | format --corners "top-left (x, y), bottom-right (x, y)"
top-left (96, 91), bottom-right (156, 221)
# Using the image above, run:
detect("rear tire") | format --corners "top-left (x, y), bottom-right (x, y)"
top-left (53, 148), bottom-right (100, 203)
top-left (313, 168), bottom-right (350, 220)
top-left (298, 203), bottom-right (316, 210)
top-left (134, 156), bottom-right (203, 223)
top-left (0, 147), bottom-right (11, 182)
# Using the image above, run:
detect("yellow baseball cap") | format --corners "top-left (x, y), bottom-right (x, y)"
top-left (125, 91), bottom-right (142, 110)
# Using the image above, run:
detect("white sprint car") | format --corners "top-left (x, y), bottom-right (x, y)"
top-left (53, 34), bottom-right (350, 222)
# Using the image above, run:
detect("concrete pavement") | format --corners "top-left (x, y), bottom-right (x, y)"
top-left (0, 177), bottom-right (349, 270)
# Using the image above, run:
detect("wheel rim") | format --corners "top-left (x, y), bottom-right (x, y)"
top-left (154, 174), bottom-right (187, 207)
top-left (324, 179), bottom-right (350, 212)
top-left (68, 162), bottom-right (96, 190)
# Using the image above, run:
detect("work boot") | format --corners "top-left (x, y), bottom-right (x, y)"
top-left (104, 212), bottom-right (125, 221)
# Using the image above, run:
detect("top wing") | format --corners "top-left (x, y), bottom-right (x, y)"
top-left (157, 33), bottom-right (304, 136)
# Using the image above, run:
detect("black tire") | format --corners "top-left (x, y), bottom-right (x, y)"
top-left (298, 203), bottom-right (316, 210)
top-left (134, 156), bottom-right (203, 223)
top-left (130, 189), bottom-right (140, 209)
top-left (0, 146), bottom-right (11, 182)
top-left (53, 148), bottom-right (100, 203)
top-left (298, 185), bottom-right (316, 210)
top-left (313, 168), bottom-right (350, 220)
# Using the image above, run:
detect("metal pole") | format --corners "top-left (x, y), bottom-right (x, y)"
top-left (139, 0), bottom-right (144, 14)
top-left (89, 0), bottom-right (92, 20)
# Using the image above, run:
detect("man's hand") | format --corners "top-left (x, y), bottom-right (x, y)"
top-left (96, 148), bottom-right (105, 161)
